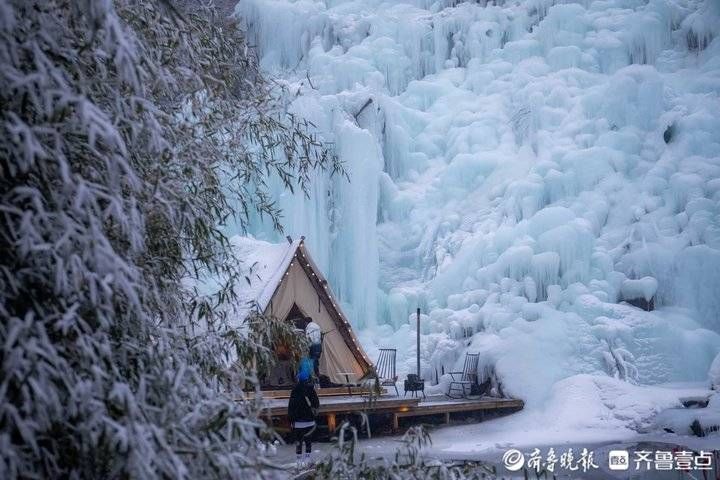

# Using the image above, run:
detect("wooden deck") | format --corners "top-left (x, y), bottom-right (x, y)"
top-left (244, 385), bottom-right (381, 400)
top-left (391, 395), bottom-right (524, 431)
top-left (258, 393), bottom-right (523, 433)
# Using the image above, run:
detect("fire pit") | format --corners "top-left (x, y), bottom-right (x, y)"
top-left (404, 374), bottom-right (425, 399)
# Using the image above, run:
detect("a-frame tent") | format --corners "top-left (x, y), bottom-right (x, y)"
top-left (231, 236), bottom-right (372, 387)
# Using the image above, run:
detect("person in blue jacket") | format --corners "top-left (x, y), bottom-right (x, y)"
top-left (287, 357), bottom-right (319, 467)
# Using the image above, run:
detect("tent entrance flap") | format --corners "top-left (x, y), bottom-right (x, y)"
top-left (285, 303), bottom-right (308, 330)
top-left (260, 338), bottom-right (296, 389)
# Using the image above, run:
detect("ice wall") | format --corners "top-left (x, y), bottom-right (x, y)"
top-left (235, 0), bottom-right (720, 405)
top-left (238, 92), bottom-right (384, 329)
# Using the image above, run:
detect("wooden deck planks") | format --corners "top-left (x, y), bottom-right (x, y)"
top-left (243, 386), bottom-right (382, 400)
top-left (255, 393), bottom-right (524, 433)
top-left (392, 396), bottom-right (524, 432)
top-left (395, 396), bottom-right (524, 417)
top-left (261, 394), bottom-right (420, 417)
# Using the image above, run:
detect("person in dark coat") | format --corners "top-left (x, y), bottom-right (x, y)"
top-left (288, 357), bottom-right (319, 467)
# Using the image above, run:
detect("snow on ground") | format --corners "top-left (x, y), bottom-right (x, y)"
top-left (234, 0), bottom-right (720, 447)
top-left (270, 384), bottom-right (720, 478)
top-left (429, 377), bottom-right (714, 454)
top-left (268, 385), bottom-right (720, 479)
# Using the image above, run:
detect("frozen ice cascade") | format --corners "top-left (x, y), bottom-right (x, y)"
top-left (234, 0), bottom-right (720, 409)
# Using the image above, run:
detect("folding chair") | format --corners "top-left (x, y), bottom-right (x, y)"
top-left (447, 353), bottom-right (479, 399)
top-left (376, 348), bottom-right (399, 396)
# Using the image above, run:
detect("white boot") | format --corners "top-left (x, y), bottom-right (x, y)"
top-left (295, 453), bottom-right (303, 470)
top-left (302, 452), bottom-right (311, 467)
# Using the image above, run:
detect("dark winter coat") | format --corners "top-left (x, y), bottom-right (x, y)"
top-left (288, 380), bottom-right (319, 423)
top-left (309, 342), bottom-right (322, 359)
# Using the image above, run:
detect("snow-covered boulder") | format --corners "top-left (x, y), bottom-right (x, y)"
top-left (653, 392), bottom-right (720, 437)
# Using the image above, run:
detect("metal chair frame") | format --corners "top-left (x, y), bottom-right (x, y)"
top-left (376, 348), bottom-right (399, 396)
top-left (447, 353), bottom-right (480, 399)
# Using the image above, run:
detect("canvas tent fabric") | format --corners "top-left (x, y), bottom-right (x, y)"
top-left (230, 236), bottom-right (372, 386)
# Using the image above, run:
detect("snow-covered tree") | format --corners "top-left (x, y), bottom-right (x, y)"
top-left (709, 353), bottom-right (720, 390)
top-left (601, 339), bottom-right (639, 383)
top-left (0, 0), bottom-right (341, 477)
top-left (592, 318), bottom-right (639, 383)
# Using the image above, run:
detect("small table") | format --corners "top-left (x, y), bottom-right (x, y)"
top-left (337, 372), bottom-right (357, 395)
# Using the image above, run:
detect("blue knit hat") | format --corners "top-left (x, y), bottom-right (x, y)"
top-left (297, 357), bottom-right (313, 382)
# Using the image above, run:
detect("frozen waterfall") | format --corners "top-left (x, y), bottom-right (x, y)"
top-left (234, 0), bottom-right (720, 408)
